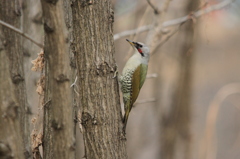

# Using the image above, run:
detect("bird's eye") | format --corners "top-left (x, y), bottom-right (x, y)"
top-left (138, 44), bottom-right (142, 48)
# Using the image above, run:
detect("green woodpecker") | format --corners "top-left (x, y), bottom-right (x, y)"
top-left (120, 39), bottom-right (150, 133)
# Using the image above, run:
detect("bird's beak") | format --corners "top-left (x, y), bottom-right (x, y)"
top-left (126, 39), bottom-right (136, 47)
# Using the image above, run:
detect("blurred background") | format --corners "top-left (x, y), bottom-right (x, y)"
top-left (23, 0), bottom-right (240, 159)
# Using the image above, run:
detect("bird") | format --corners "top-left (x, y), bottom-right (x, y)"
top-left (120, 39), bottom-right (150, 133)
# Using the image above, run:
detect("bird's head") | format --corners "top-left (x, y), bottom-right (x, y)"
top-left (126, 39), bottom-right (150, 58)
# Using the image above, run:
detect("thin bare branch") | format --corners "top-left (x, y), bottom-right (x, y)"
top-left (70, 76), bottom-right (80, 96)
top-left (0, 20), bottom-right (43, 48)
top-left (146, 0), bottom-right (160, 14)
top-left (70, 76), bottom-right (78, 88)
top-left (124, 6), bottom-right (152, 60)
top-left (151, 23), bottom-right (183, 55)
top-left (200, 83), bottom-right (240, 159)
top-left (146, 0), bottom-right (172, 45)
top-left (114, 0), bottom-right (235, 41)
top-left (134, 98), bottom-right (156, 106)
top-left (146, 73), bottom-right (158, 78)
top-left (114, 25), bottom-right (153, 41)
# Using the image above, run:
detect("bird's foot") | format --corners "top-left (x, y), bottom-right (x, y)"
top-left (120, 130), bottom-right (127, 140)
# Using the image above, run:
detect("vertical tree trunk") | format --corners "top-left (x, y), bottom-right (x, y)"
top-left (63, 0), bottom-right (79, 157)
top-left (41, 0), bottom-right (75, 158)
top-left (0, 1), bottom-right (30, 158)
top-left (22, 1), bottom-right (43, 158)
top-left (159, 1), bottom-right (199, 159)
top-left (0, 28), bottom-right (25, 159)
top-left (71, 1), bottom-right (127, 158)
top-left (22, 0), bottom-right (43, 110)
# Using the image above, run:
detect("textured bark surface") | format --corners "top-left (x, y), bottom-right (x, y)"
top-left (63, 0), bottom-right (79, 158)
top-left (0, 28), bottom-right (25, 159)
top-left (0, 56), bottom-right (25, 159)
top-left (71, 1), bottom-right (127, 158)
top-left (159, 1), bottom-right (199, 159)
top-left (41, 0), bottom-right (75, 158)
top-left (0, 1), bottom-right (30, 158)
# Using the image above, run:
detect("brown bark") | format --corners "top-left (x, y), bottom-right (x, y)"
top-left (63, 0), bottom-right (79, 158)
top-left (0, 59), bottom-right (25, 159)
top-left (71, 1), bottom-right (127, 158)
top-left (0, 1), bottom-right (29, 158)
top-left (41, 0), bottom-right (75, 158)
top-left (158, 1), bottom-right (199, 159)
top-left (0, 28), bottom-right (25, 159)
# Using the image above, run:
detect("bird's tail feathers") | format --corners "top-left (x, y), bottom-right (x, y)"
top-left (122, 111), bottom-right (130, 134)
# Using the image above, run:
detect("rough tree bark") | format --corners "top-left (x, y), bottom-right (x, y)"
top-left (0, 1), bottom-right (30, 158)
top-left (0, 25), bottom-right (25, 159)
top-left (63, 0), bottom-right (79, 157)
top-left (71, 1), bottom-right (127, 158)
top-left (158, 1), bottom-right (199, 159)
top-left (41, 0), bottom-right (75, 158)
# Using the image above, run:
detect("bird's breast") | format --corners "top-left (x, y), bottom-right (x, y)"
top-left (120, 69), bottom-right (135, 93)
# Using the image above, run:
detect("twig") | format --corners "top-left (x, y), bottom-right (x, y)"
top-left (151, 23), bottom-right (183, 55)
top-left (146, 73), bottom-right (158, 78)
top-left (134, 98), bottom-right (156, 106)
top-left (42, 99), bottom-right (51, 109)
top-left (70, 76), bottom-right (78, 88)
top-left (0, 20), bottom-right (43, 48)
top-left (145, 0), bottom-right (172, 45)
top-left (70, 76), bottom-right (80, 96)
top-left (121, 98), bottom-right (156, 108)
top-left (114, 25), bottom-right (153, 41)
top-left (114, 0), bottom-right (235, 41)
top-left (124, 6), bottom-right (151, 60)
top-left (200, 83), bottom-right (240, 159)
top-left (146, 0), bottom-right (160, 14)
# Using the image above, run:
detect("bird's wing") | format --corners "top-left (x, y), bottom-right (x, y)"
top-left (131, 64), bottom-right (141, 105)
top-left (139, 64), bottom-right (148, 89)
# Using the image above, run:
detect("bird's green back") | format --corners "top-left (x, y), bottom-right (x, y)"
top-left (139, 64), bottom-right (148, 89)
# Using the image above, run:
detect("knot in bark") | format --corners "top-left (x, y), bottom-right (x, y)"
top-left (51, 119), bottom-right (63, 130)
top-left (0, 142), bottom-right (12, 158)
top-left (12, 74), bottom-right (24, 84)
top-left (44, 20), bottom-right (54, 33)
top-left (81, 112), bottom-right (98, 128)
top-left (45, 0), bottom-right (58, 5)
top-left (56, 74), bottom-right (69, 83)
top-left (95, 62), bottom-right (115, 76)
top-left (5, 101), bottom-right (19, 119)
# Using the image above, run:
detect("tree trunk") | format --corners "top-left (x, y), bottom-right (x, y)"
top-left (71, 1), bottom-right (127, 158)
top-left (63, 0), bottom-right (79, 157)
top-left (158, 1), bottom-right (199, 159)
top-left (41, 0), bottom-right (75, 158)
top-left (0, 1), bottom-right (30, 158)
top-left (0, 51), bottom-right (25, 159)
top-left (22, 1), bottom-right (43, 158)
